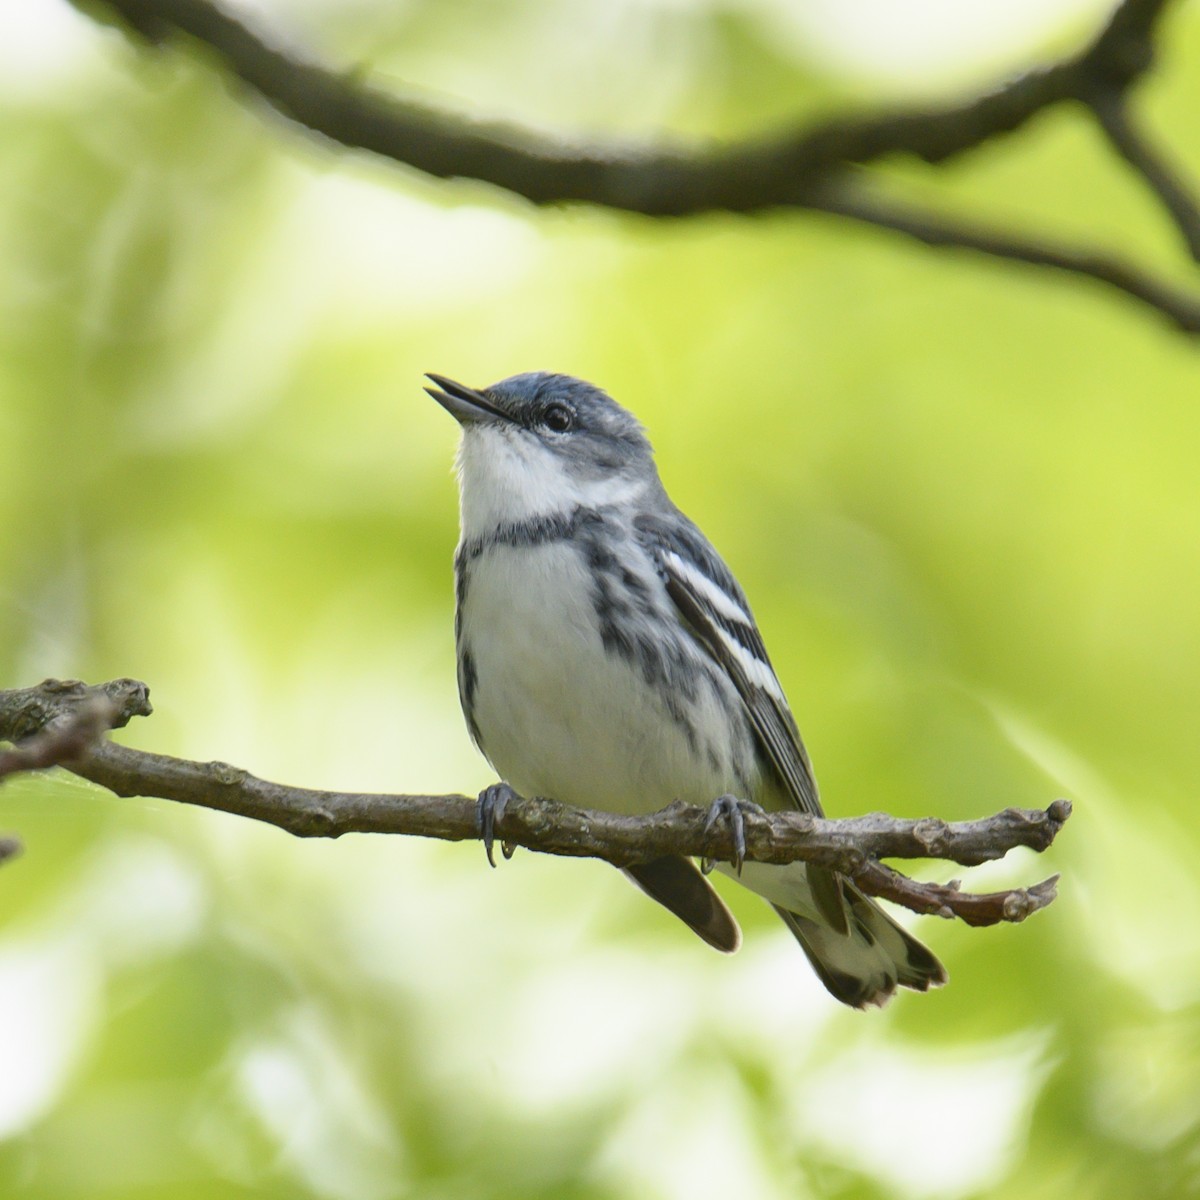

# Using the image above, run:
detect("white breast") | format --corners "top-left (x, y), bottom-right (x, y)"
top-left (459, 539), bottom-right (751, 815)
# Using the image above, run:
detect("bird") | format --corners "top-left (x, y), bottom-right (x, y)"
top-left (423, 370), bottom-right (945, 1007)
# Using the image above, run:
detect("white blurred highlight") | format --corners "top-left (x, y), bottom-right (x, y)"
top-left (0, 941), bottom-right (99, 1139)
top-left (0, 1), bottom-right (100, 97)
top-left (793, 1035), bottom-right (1049, 1198)
top-left (229, 1006), bottom-right (404, 1200)
top-left (996, 705), bottom-right (1200, 1009)
top-left (0, 837), bottom-right (206, 1139)
top-left (752, 0), bottom-right (1109, 88)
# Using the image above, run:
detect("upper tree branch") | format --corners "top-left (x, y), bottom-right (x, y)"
top-left (92, 0), bottom-right (1172, 213)
top-left (81, 0), bottom-right (1200, 332)
top-left (1, 679), bottom-right (1069, 926)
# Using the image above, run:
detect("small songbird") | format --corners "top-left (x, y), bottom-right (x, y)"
top-left (424, 370), bottom-right (945, 1007)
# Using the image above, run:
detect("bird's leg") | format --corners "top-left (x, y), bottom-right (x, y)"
top-left (702, 794), bottom-right (766, 876)
top-left (477, 781), bottom-right (519, 868)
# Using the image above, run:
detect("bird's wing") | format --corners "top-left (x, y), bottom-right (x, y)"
top-left (637, 510), bottom-right (848, 932)
top-left (636, 511), bottom-right (822, 817)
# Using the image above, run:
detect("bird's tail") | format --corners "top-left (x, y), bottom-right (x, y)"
top-left (774, 883), bottom-right (946, 1009)
top-left (624, 855), bottom-right (742, 953)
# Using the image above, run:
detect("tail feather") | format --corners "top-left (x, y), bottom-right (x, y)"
top-left (624, 855), bottom-right (944, 1007)
top-left (775, 884), bottom-right (946, 1009)
top-left (624, 856), bottom-right (742, 953)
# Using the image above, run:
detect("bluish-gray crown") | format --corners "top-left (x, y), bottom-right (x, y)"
top-left (484, 372), bottom-right (655, 474)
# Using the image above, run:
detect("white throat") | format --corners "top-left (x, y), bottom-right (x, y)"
top-left (455, 425), bottom-right (648, 541)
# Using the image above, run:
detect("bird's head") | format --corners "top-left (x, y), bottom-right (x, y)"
top-left (425, 371), bottom-right (659, 538)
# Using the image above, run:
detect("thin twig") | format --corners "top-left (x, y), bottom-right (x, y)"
top-left (0, 696), bottom-right (129, 780)
top-left (0, 682), bottom-right (144, 868)
top-left (855, 861), bottom-right (1060, 926)
top-left (0, 679), bottom-right (1070, 927)
top-left (1088, 89), bottom-right (1200, 262)
top-left (807, 180), bottom-right (1200, 333)
top-left (0, 678), bottom-right (151, 747)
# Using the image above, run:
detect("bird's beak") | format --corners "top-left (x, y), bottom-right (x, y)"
top-left (424, 373), bottom-right (511, 425)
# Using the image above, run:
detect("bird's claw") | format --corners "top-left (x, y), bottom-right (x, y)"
top-left (477, 782), bottom-right (518, 868)
top-left (702, 794), bottom-right (765, 876)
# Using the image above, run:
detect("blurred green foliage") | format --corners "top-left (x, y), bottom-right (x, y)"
top-left (2, 1), bottom-right (1199, 1198)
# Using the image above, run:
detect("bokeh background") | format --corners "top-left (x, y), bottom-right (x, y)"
top-left (2, 1), bottom-right (1199, 1197)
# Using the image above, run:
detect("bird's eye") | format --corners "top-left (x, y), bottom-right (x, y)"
top-left (542, 404), bottom-right (574, 433)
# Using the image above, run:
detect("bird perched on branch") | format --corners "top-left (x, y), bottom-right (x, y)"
top-left (425, 370), bottom-right (945, 1007)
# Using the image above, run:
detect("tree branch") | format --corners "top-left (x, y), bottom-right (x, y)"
top-left (856, 861), bottom-right (1060, 927)
top-left (1, 679), bottom-right (1070, 926)
top-left (0, 681), bottom-right (145, 779)
top-left (0, 679), bottom-right (148, 872)
top-left (807, 179), bottom-right (1200, 333)
top-left (77, 0), bottom-right (1200, 333)
top-left (88, 0), bottom-right (1172, 206)
top-left (1088, 89), bottom-right (1200, 262)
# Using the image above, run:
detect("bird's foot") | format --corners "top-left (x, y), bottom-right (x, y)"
top-left (477, 781), bottom-right (519, 868)
top-left (702, 794), bottom-right (765, 876)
